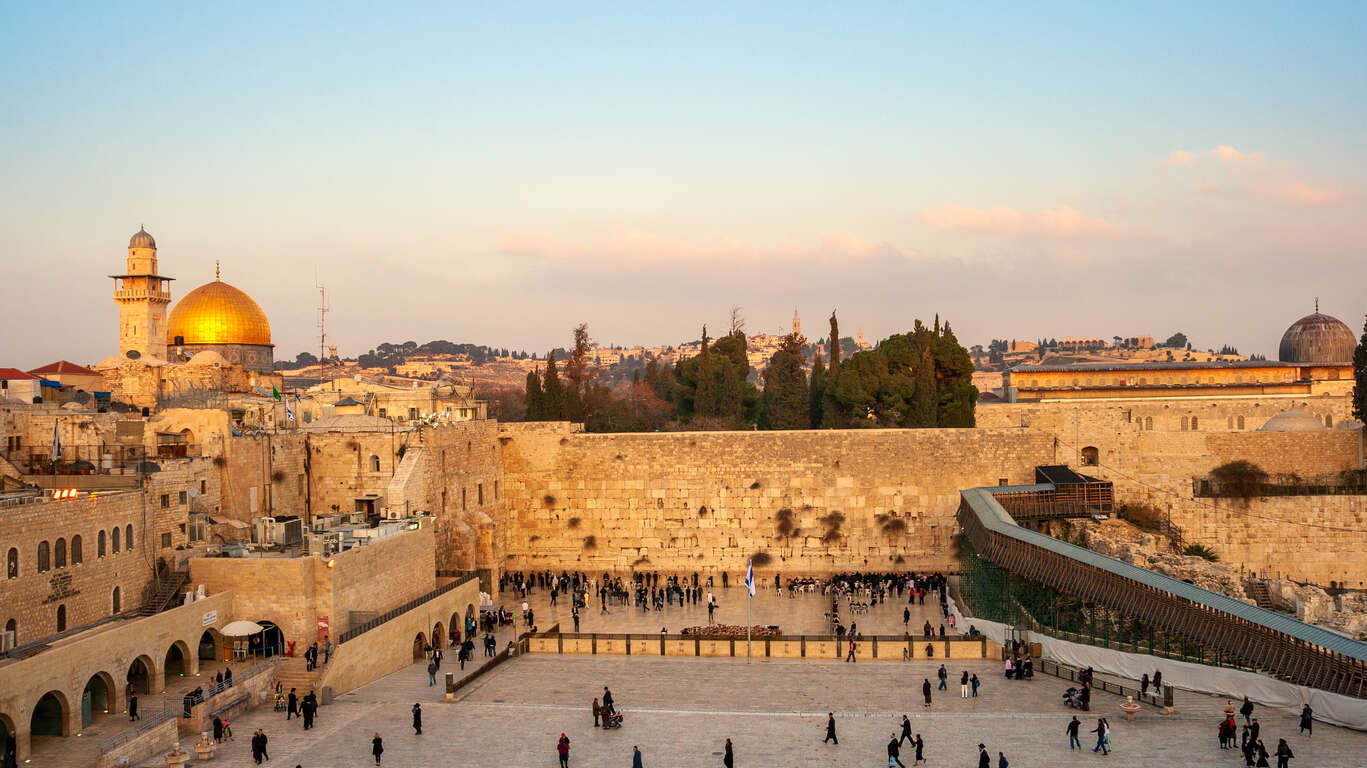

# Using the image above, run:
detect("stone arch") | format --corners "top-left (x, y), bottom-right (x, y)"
top-left (70, 535), bottom-right (82, 565)
top-left (112, 586), bottom-right (121, 614)
top-left (30, 690), bottom-right (69, 737)
top-left (370, 454), bottom-right (381, 473)
top-left (412, 632), bottom-right (428, 661)
top-left (198, 628), bottom-right (224, 662)
top-left (54, 538), bottom-right (66, 569)
top-left (431, 621), bottom-right (445, 650)
top-left (56, 605), bottom-right (66, 632)
top-left (5, 547), bottom-right (15, 579)
top-left (37, 541), bottom-right (50, 572)
top-left (1080, 446), bottom-right (1099, 466)
top-left (125, 524), bottom-right (134, 551)
top-left (97, 530), bottom-right (106, 557)
top-left (81, 672), bottom-right (118, 728)
top-left (0, 711), bottom-right (16, 764)
top-left (112, 527), bottom-right (120, 552)
top-left (4, 618), bottom-right (14, 645)
top-left (126, 654), bottom-right (155, 695)
top-left (164, 639), bottom-right (191, 679)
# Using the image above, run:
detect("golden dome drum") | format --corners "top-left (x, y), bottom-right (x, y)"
top-left (166, 278), bottom-right (273, 346)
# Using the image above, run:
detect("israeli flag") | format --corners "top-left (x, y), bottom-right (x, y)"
top-left (745, 560), bottom-right (755, 597)
top-left (284, 394), bottom-right (295, 423)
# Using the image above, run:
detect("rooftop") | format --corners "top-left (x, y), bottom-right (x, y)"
top-left (1009, 359), bottom-right (1320, 374)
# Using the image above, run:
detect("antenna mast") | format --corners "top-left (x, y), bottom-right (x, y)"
top-left (316, 275), bottom-right (329, 386)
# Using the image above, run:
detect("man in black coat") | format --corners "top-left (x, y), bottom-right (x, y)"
top-left (287, 688), bottom-right (298, 720)
top-left (411, 702), bottom-right (422, 735)
top-left (899, 715), bottom-right (912, 745)
top-left (888, 734), bottom-right (906, 767)
top-left (977, 744), bottom-right (990, 768)
top-left (823, 713), bottom-right (838, 744)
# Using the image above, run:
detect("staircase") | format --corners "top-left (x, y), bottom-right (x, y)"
top-left (1245, 579), bottom-right (1275, 610)
top-left (139, 570), bottom-right (190, 616)
top-left (273, 656), bottom-right (323, 698)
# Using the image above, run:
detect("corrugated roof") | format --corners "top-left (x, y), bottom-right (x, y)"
top-left (962, 486), bottom-right (1367, 662)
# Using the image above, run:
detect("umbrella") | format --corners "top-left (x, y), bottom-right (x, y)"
top-left (220, 620), bottom-right (265, 636)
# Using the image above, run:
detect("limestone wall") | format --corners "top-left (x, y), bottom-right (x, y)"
top-left (499, 424), bottom-right (1055, 576)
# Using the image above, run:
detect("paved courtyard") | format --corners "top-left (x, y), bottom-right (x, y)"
top-left (135, 652), bottom-right (1365, 768)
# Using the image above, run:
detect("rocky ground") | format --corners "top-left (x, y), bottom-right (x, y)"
top-left (1058, 518), bottom-right (1367, 640)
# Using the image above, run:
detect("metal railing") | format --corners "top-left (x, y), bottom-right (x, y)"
top-left (337, 572), bottom-right (478, 644)
top-left (178, 658), bottom-right (279, 716)
top-left (98, 704), bottom-right (174, 754)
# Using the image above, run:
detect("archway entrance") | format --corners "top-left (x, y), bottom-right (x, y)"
top-left (465, 603), bottom-right (476, 639)
top-left (431, 622), bottom-right (445, 650)
top-left (198, 629), bottom-right (223, 662)
top-left (0, 713), bottom-right (16, 764)
top-left (30, 691), bottom-right (68, 737)
top-left (247, 621), bottom-right (284, 658)
top-left (165, 640), bottom-right (190, 679)
top-left (1080, 446), bottom-right (1099, 466)
top-left (81, 673), bottom-right (116, 728)
top-left (412, 632), bottom-right (428, 661)
top-left (126, 655), bottom-right (154, 696)
top-left (449, 611), bottom-right (462, 644)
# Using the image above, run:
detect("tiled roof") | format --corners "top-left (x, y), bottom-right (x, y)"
top-left (0, 368), bottom-right (39, 380)
top-left (28, 360), bottom-right (98, 376)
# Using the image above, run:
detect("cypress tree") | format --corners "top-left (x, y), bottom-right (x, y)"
top-left (542, 351), bottom-right (566, 420)
top-left (828, 312), bottom-right (841, 372)
top-left (694, 327), bottom-right (716, 419)
top-left (809, 354), bottom-right (826, 428)
top-left (524, 369), bottom-right (543, 420)
top-left (1354, 316), bottom-right (1367, 423)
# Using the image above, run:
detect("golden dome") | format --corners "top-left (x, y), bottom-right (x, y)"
top-left (167, 275), bottom-right (272, 347)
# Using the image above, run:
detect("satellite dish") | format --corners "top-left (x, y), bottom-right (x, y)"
top-left (125, 349), bottom-right (141, 360)
top-left (73, 391), bottom-right (93, 405)
top-left (188, 487), bottom-right (200, 498)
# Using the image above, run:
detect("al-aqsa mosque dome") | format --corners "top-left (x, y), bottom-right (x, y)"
top-left (166, 264), bottom-right (275, 371)
top-left (1278, 309), bottom-right (1356, 364)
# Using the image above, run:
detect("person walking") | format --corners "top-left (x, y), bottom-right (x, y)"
top-left (1091, 718), bottom-right (1109, 755)
top-left (1140, 672), bottom-right (1150, 697)
top-left (903, 607), bottom-right (910, 627)
top-left (1274, 738), bottom-right (1294, 768)
top-left (632, 745), bottom-right (644, 768)
top-left (427, 659), bottom-right (437, 686)
top-left (212, 715), bottom-right (224, 743)
top-left (921, 678), bottom-right (932, 708)
top-left (960, 670), bottom-right (969, 698)
top-left (899, 715), bottom-right (912, 745)
top-left (846, 638), bottom-right (856, 662)
top-left (286, 688), bottom-right (298, 720)
top-left (128, 693), bottom-right (139, 721)
top-left (977, 744), bottom-right (990, 768)
top-left (997, 751), bottom-right (1010, 768)
top-left (937, 664), bottom-right (947, 690)
top-left (911, 734), bottom-right (925, 765)
top-left (1066, 716), bottom-right (1081, 749)
top-left (970, 673), bottom-right (980, 697)
top-left (556, 733), bottom-right (571, 767)
top-left (888, 734), bottom-right (906, 768)
top-left (371, 733), bottom-right (383, 765)
top-left (301, 693), bottom-right (316, 730)
top-left (1240, 696), bottom-right (1255, 726)
top-left (723, 738), bottom-right (734, 768)
top-left (1298, 704), bottom-right (1313, 736)
top-left (250, 729), bottom-right (269, 765)
top-left (593, 698), bottom-right (601, 727)
top-left (823, 713), bottom-right (838, 744)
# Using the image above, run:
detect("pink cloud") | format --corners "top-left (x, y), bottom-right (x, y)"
top-left (496, 228), bottom-right (913, 264)
top-left (1213, 145), bottom-right (1261, 165)
top-left (919, 204), bottom-right (1115, 238)
top-left (1276, 181), bottom-right (1344, 207)
top-left (1163, 150), bottom-right (1198, 167)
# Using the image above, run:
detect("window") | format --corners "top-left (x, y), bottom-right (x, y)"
top-left (4, 618), bottom-right (14, 644)
top-left (297, 474), bottom-right (304, 494)
top-left (200, 480), bottom-right (207, 494)
top-left (37, 542), bottom-right (50, 572)
top-left (112, 527), bottom-right (121, 552)
top-left (1237, 415), bottom-right (1245, 430)
top-left (71, 535), bottom-right (82, 564)
top-left (1080, 446), bottom-right (1099, 466)
top-left (6, 547), bottom-right (17, 579)
top-left (1180, 416), bottom-right (1189, 431)
top-left (1144, 416), bottom-right (1153, 430)
top-left (408, 407), bottom-right (418, 420)
top-left (54, 538), bottom-right (66, 568)
top-left (56, 605), bottom-right (66, 633)
top-left (178, 491), bottom-right (187, 505)
top-left (370, 455), bottom-right (381, 473)
top-left (494, 480), bottom-right (499, 499)
top-left (478, 484), bottom-right (484, 505)
top-left (126, 524), bottom-right (133, 550)
top-left (161, 532), bottom-right (172, 548)
top-left (160, 494), bottom-right (170, 509)
top-left (5, 436), bottom-right (19, 451)
top-left (112, 587), bottom-right (121, 613)
top-left (378, 408), bottom-right (386, 418)
top-left (1190, 416), bottom-right (1198, 430)
top-left (98, 530), bottom-right (107, 557)
top-left (461, 488), bottom-right (467, 511)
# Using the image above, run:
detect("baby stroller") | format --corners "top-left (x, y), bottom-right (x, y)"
top-left (602, 708), bottom-right (624, 729)
top-left (1063, 687), bottom-right (1084, 709)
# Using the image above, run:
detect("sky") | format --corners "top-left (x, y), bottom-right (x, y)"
top-left (2, 1), bottom-right (1364, 368)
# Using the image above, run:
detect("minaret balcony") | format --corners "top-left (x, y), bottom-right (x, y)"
top-left (114, 288), bottom-right (172, 302)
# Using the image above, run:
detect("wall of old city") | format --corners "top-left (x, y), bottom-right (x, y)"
top-left (304, 428), bottom-right (410, 518)
top-left (498, 423), bottom-right (1056, 576)
top-left (222, 433), bottom-right (308, 524)
top-left (1, 490), bottom-right (156, 647)
top-left (189, 527), bottom-right (436, 645)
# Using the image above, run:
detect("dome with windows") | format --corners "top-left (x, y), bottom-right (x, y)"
top-left (128, 226), bottom-right (156, 249)
top-left (1258, 408), bottom-right (1326, 432)
top-left (165, 267), bottom-right (275, 371)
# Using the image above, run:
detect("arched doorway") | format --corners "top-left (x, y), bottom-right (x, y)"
top-left (30, 691), bottom-right (68, 737)
top-left (0, 713), bottom-right (16, 764)
top-left (431, 622), bottom-right (445, 650)
top-left (126, 655), bottom-right (154, 695)
top-left (81, 673), bottom-right (117, 727)
top-left (412, 632), bottom-right (428, 661)
top-left (198, 629), bottom-right (223, 661)
top-left (1080, 446), bottom-right (1099, 466)
top-left (449, 611), bottom-right (461, 644)
top-left (247, 621), bottom-right (284, 658)
top-left (165, 640), bottom-right (190, 679)
top-left (465, 603), bottom-right (476, 639)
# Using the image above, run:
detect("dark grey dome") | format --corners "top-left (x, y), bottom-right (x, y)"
top-left (129, 226), bottom-right (156, 249)
top-left (1277, 312), bottom-right (1355, 363)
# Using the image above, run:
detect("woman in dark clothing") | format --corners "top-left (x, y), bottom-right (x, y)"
top-left (372, 733), bottom-right (384, 765)
top-left (212, 715), bottom-right (224, 743)
top-left (1274, 738), bottom-right (1294, 768)
top-left (1298, 705), bottom-right (1313, 736)
top-left (557, 733), bottom-right (570, 767)
top-left (912, 734), bottom-right (925, 765)
top-left (1254, 739), bottom-right (1270, 767)
top-left (722, 738), bottom-right (733, 768)
top-left (921, 679), bottom-right (932, 707)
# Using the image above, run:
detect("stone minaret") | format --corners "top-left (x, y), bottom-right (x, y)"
top-left (111, 226), bottom-right (173, 360)
top-left (792, 308), bottom-right (801, 337)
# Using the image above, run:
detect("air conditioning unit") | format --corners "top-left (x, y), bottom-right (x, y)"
top-left (1, 630), bottom-right (16, 652)
top-left (307, 532), bottom-right (342, 557)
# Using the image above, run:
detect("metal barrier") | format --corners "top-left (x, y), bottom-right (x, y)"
top-left (98, 704), bottom-right (173, 754)
top-left (337, 572), bottom-right (478, 644)
top-left (958, 484), bottom-right (1367, 697)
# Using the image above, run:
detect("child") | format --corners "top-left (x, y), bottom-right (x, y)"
top-left (222, 717), bottom-right (233, 741)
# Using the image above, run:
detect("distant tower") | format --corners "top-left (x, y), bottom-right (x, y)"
top-left (857, 328), bottom-right (865, 349)
top-left (792, 308), bottom-right (801, 337)
top-left (111, 226), bottom-right (173, 360)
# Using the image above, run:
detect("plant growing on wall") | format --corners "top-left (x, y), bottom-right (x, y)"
top-left (818, 511), bottom-right (845, 545)
top-left (1183, 543), bottom-right (1220, 562)
top-left (1209, 460), bottom-right (1269, 501)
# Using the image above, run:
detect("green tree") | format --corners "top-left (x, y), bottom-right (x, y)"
top-left (564, 323), bottom-right (594, 423)
top-left (828, 311), bottom-right (841, 372)
top-left (1354, 316), bottom-right (1367, 423)
top-left (524, 369), bottom-right (543, 420)
top-left (808, 354), bottom-right (826, 428)
top-left (541, 351), bottom-right (566, 420)
top-left (761, 333), bottom-right (809, 429)
top-left (693, 327), bottom-right (716, 419)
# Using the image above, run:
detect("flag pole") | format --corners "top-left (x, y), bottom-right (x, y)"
top-left (746, 560), bottom-right (752, 662)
